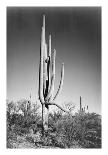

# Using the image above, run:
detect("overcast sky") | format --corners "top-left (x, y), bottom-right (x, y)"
top-left (7, 7), bottom-right (101, 114)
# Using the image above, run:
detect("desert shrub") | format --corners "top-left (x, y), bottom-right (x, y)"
top-left (48, 111), bottom-right (101, 148)
top-left (6, 121), bottom-right (17, 148)
top-left (7, 100), bottom-right (41, 129)
top-left (48, 111), bottom-right (63, 132)
top-left (81, 113), bottom-right (101, 148)
top-left (7, 100), bottom-right (101, 148)
top-left (10, 114), bottom-right (24, 126)
top-left (54, 115), bottom-right (76, 148)
top-left (7, 100), bottom-right (41, 148)
top-left (7, 113), bottom-right (41, 135)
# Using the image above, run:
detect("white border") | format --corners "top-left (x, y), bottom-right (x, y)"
top-left (0, 0), bottom-right (108, 155)
top-left (0, 0), bottom-right (102, 7)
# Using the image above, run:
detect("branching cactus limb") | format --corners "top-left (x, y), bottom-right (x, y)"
top-left (47, 35), bottom-right (51, 91)
top-left (43, 43), bottom-right (48, 96)
top-left (47, 102), bottom-right (69, 113)
top-left (45, 74), bottom-right (54, 101)
top-left (53, 63), bottom-right (64, 101)
top-left (49, 35), bottom-right (51, 56)
top-left (38, 15), bottom-right (68, 132)
top-left (45, 49), bottom-right (56, 102)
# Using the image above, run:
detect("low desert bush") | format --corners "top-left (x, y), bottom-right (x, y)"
top-left (7, 100), bottom-right (101, 148)
top-left (48, 112), bottom-right (101, 148)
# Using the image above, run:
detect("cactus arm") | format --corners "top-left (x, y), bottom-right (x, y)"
top-left (50, 49), bottom-right (56, 100)
top-left (53, 63), bottom-right (64, 101)
top-left (43, 43), bottom-right (48, 96)
top-left (48, 35), bottom-right (51, 91)
top-left (52, 49), bottom-right (56, 77)
top-left (48, 35), bottom-right (51, 57)
top-left (45, 49), bottom-right (56, 101)
top-left (45, 55), bottom-right (50, 96)
top-left (47, 102), bottom-right (69, 113)
top-left (45, 74), bottom-right (54, 101)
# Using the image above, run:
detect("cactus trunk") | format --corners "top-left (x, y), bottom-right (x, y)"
top-left (42, 104), bottom-right (49, 132)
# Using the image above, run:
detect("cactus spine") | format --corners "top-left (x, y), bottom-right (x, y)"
top-left (39, 15), bottom-right (66, 131)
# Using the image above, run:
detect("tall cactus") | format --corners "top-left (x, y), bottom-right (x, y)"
top-left (80, 96), bottom-right (82, 112)
top-left (39, 15), bottom-right (67, 131)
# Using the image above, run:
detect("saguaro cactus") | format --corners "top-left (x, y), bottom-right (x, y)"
top-left (39, 15), bottom-right (67, 131)
top-left (79, 96), bottom-right (88, 114)
top-left (80, 96), bottom-right (82, 112)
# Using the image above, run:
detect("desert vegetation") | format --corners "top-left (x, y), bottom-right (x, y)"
top-left (6, 99), bottom-right (101, 148)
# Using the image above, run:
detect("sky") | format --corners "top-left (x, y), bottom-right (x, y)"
top-left (7, 7), bottom-right (101, 114)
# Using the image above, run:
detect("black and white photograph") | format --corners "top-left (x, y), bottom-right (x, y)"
top-left (6, 7), bottom-right (101, 149)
